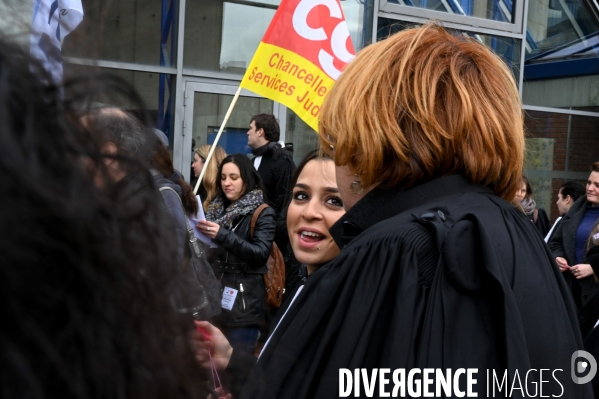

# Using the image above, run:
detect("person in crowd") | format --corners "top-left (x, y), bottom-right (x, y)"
top-left (190, 138), bottom-right (196, 184)
top-left (550, 162), bottom-right (599, 310)
top-left (191, 150), bottom-right (345, 397)
top-left (545, 180), bottom-right (586, 242)
top-left (197, 154), bottom-right (275, 354)
top-left (514, 175), bottom-right (550, 236)
top-left (0, 39), bottom-right (202, 399)
top-left (237, 23), bottom-right (590, 399)
top-left (247, 113), bottom-right (295, 217)
top-left (577, 220), bottom-right (599, 334)
top-left (153, 128), bottom-right (169, 147)
top-left (192, 144), bottom-right (227, 211)
top-left (150, 139), bottom-right (199, 265)
top-left (84, 106), bottom-right (148, 183)
top-left (575, 221), bottom-right (599, 399)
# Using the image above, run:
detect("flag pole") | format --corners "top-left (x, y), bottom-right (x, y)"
top-left (194, 85), bottom-right (243, 195)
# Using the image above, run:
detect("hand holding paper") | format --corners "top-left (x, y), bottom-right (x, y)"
top-left (188, 195), bottom-right (216, 247)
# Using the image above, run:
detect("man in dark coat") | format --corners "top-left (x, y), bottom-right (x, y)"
top-left (247, 113), bottom-right (295, 217)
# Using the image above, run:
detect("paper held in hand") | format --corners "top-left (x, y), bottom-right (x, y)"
top-left (188, 195), bottom-right (216, 248)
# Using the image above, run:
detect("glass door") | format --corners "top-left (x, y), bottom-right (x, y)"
top-left (176, 80), bottom-right (322, 179)
top-left (176, 81), bottom-right (286, 182)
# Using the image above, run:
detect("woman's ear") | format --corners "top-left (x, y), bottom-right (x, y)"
top-left (101, 142), bottom-right (118, 165)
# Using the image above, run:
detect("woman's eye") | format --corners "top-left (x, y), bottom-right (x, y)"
top-left (326, 196), bottom-right (344, 207)
top-left (293, 191), bottom-right (308, 201)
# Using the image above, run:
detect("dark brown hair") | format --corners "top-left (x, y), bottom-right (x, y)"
top-left (150, 141), bottom-right (199, 216)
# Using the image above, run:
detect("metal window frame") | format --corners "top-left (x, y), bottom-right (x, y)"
top-left (523, 104), bottom-right (599, 117)
top-left (376, 10), bottom-right (523, 37)
top-left (172, 0), bottom-right (187, 176)
top-left (379, 0), bottom-right (525, 33)
top-left (64, 57), bottom-right (178, 74)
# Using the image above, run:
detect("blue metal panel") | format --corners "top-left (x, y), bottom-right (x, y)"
top-left (158, 0), bottom-right (177, 142)
top-left (524, 57), bottom-right (599, 80)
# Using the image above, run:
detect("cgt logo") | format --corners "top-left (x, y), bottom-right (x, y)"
top-left (571, 350), bottom-right (598, 384)
top-left (291, 0), bottom-right (354, 79)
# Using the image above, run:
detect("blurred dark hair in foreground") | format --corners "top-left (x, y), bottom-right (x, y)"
top-left (0, 39), bottom-right (202, 398)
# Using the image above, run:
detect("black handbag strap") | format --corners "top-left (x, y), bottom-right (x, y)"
top-left (250, 203), bottom-right (270, 238)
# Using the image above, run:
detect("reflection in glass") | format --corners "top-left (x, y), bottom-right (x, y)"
top-left (386, 0), bottom-right (514, 22)
top-left (524, 110), bottom-right (599, 219)
top-left (525, 110), bottom-right (599, 172)
top-left (184, 0), bottom-right (373, 72)
top-left (63, 64), bottom-right (175, 141)
top-left (62, 0), bottom-right (177, 67)
top-left (522, 0), bottom-right (599, 108)
top-left (219, 3), bottom-right (276, 74)
top-left (525, 0), bottom-right (599, 58)
top-left (377, 18), bottom-right (522, 81)
top-left (286, 111), bottom-right (320, 166)
top-left (191, 92), bottom-right (273, 155)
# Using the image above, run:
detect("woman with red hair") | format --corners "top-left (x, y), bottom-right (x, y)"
top-left (239, 23), bottom-right (590, 399)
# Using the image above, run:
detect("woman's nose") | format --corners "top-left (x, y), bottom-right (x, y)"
top-left (302, 200), bottom-right (322, 219)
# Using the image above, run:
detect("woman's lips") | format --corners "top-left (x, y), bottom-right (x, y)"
top-left (297, 228), bottom-right (325, 249)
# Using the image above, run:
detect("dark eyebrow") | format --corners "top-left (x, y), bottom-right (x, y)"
top-left (295, 183), bottom-right (339, 193)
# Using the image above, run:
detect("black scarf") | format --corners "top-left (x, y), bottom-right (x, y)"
top-left (251, 142), bottom-right (282, 161)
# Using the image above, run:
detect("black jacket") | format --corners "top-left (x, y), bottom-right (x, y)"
top-left (255, 147), bottom-right (295, 217)
top-left (209, 205), bottom-right (276, 328)
top-left (549, 197), bottom-right (599, 308)
top-left (531, 207), bottom-right (550, 237)
top-left (241, 175), bottom-right (590, 399)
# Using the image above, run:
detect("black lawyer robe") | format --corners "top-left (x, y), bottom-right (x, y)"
top-left (240, 175), bottom-right (592, 399)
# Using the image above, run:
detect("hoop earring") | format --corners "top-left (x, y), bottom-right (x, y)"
top-left (350, 174), bottom-right (364, 195)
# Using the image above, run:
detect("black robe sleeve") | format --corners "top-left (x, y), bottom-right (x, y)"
top-left (241, 223), bottom-right (440, 399)
top-left (222, 349), bottom-right (257, 398)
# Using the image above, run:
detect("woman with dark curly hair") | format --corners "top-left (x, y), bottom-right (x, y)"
top-left (0, 39), bottom-right (203, 399)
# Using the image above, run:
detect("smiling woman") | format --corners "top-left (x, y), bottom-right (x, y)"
top-left (190, 150), bottom-right (345, 398)
top-left (286, 151), bottom-right (344, 274)
top-left (550, 161), bottom-right (599, 311)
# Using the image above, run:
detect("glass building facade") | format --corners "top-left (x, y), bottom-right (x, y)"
top-left (23, 0), bottom-right (599, 221)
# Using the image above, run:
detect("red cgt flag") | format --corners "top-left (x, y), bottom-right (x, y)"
top-left (240, 0), bottom-right (355, 132)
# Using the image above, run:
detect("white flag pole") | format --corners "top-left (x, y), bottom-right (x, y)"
top-left (194, 85), bottom-right (242, 195)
